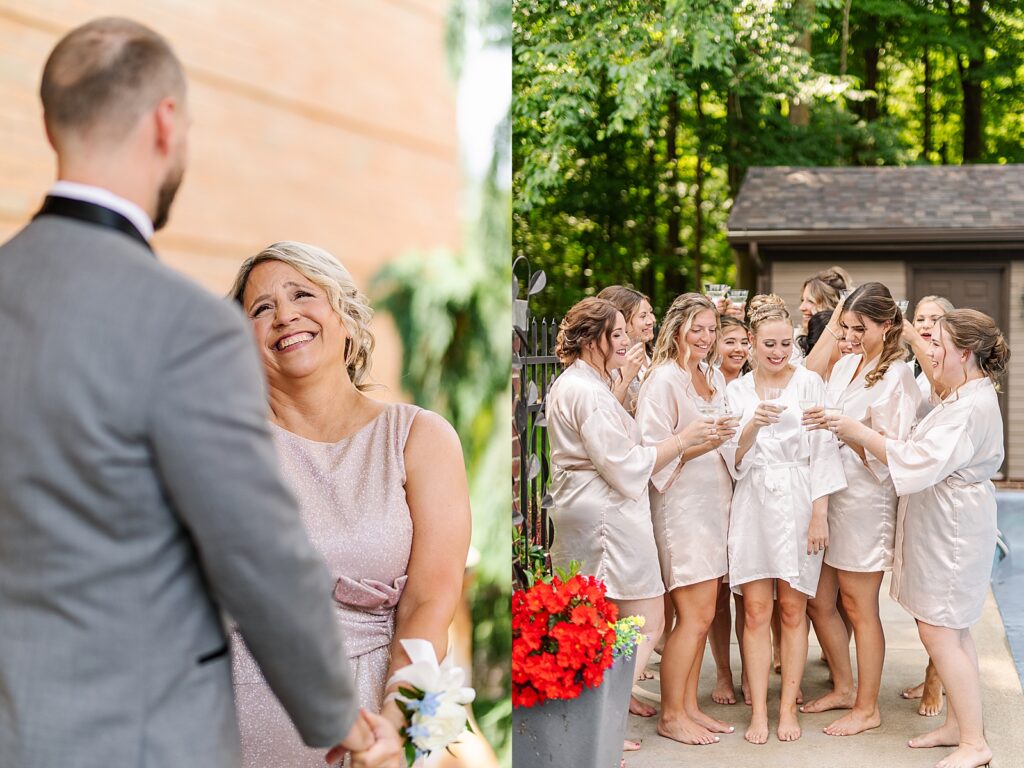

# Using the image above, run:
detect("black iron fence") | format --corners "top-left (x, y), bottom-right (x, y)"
top-left (512, 258), bottom-right (563, 583)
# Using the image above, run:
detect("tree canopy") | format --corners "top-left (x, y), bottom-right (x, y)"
top-left (513, 0), bottom-right (1024, 318)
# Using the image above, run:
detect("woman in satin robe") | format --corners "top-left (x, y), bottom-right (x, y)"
top-left (899, 294), bottom-right (955, 715)
top-left (635, 293), bottom-right (739, 745)
top-left (707, 314), bottom-right (752, 706)
top-left (599, 285), bottom-right (655, 415)
top-left (828, 308), bottom-right (1006, 768)
top-left (720, 294), bottom-right (846, 745)
top-left (801, 282), bottom-right (922, 737)
top-left (545, 297), bottom-right (715, 741)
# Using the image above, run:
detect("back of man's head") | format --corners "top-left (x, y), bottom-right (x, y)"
top-left (41, 17), bottom-right (185, 148)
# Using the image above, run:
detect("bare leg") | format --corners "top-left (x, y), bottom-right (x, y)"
top-left (734, 593), bottom-right (750, 705)
top-left (654, 593), bottom-right (674, 656)
top-left (611, 596), bottom-right (665, 719)
top-left (913, 623), bottom-right (991, 768)
top-left (776, 581), bottom-right (808, 742)
top-left (803, 564), bottom-right (855, 713)
top-left (824, 570), bottom-right (884, 736)
top-left (740, 580), bottom-right (773, 745)
top-left (709, 579), bottom-right (737, 704)
top-left (657, 581), bottom-right (723, 745)
top-left (919, 659), bottom-right (945, 716)
top-left (771, 598), bottom-right (783, 673)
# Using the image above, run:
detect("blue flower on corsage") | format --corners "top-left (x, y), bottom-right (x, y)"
top-left (385, 639), bottom-right (476, 765)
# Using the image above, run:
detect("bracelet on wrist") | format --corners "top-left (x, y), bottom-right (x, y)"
top-left (826, 325), bottom-right (841, 341)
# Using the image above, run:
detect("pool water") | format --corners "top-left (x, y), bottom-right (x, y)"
top-left (993, 491), bottom-right (1024, 684)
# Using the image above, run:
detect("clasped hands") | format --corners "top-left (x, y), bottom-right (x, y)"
top-left (326, 709), bottom-right (404, 768)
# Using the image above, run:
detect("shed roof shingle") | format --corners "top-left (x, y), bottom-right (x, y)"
top-left (728, 165), bottom-right (1024, 234)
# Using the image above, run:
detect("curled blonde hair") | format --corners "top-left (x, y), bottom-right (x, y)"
top-left (913, 294), bottom-right (954, 318)
top-left (230, 241), bottom-right (377, 391)
top-left (554, 297), bottom-right (619, 365)
top-left (649, 292), bottom-right (718, 393)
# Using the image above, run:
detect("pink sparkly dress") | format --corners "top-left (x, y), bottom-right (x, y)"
top-left (232, 403), bottom-right (419, 766)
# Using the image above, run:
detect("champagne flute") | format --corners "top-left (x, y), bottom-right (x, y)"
top-left (896, 299), bottom-right (909, 315)
top-left (823, 396), bottom-right (843, 442)
top-left (762, 386), bottom-right (785, 439)
top-left (720, 398), bottom-right (740, 444)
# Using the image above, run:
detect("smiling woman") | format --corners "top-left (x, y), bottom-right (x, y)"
top-left (225, 241), bottom-right (473, 767)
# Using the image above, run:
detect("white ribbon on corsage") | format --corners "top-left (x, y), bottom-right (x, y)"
top-left (385, 639), bottom-right (476, 759)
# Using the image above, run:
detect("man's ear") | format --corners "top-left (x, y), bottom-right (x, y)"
top-left (152, 96), bottom-right (179, 156)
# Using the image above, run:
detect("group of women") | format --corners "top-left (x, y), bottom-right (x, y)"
top-left (545, 269), bottom-right (1008, 768)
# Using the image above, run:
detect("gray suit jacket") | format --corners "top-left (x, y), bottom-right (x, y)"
top-left (0, 213), bottom-right (357, 767)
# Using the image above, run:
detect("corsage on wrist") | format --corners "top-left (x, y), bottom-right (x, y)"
top-left (384, 639), bottom-right (476, 765)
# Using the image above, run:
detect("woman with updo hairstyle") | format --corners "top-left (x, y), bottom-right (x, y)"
top-left (720, 294), bottom-right (846, 745)
top-left (902, 295), bottom-right (956, 414)
top-left (228, 241), bottom-right (472, 766)
top-left (800, 282), bottom-right (922, 738)
top-left (798, 266), bottom-right (850, 334)
top-left (634, 293), bottom-right (739, 744)
top-left (826, 309), bottom-right (1007, 768)
top-left (799, 310), bottom-right (850, 381)
top-left (598, 285), bottom-right (655, 414)
top-left (545, 297), bottom-right (715, 749)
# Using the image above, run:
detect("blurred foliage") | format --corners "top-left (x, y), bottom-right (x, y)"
top-left (513, 0), bottom-right (1024, 318)
top-left (372, 1), bottom-right (511, 765)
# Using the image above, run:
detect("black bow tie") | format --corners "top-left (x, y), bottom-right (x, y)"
top-left (34, 195), bottom-right (152, 252)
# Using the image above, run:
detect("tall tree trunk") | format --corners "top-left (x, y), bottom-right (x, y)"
top-left (789, 0), bottom-right (814, 127)
top-left (727, 88), bottom-right (757, 292)
top-left (863, 44), bottom-right (880, 121)
top-left (923, 47), bottom-right (933, 159)
top-left (693, 87), bottom-right (704, 293)
top-left (840, 0), bottom-right (853, 76)
top-left (962, 0), bottom-right (985, 161)
top-left (949, 0), bottom-right (985, 162)
top-left (643, 145), bottom-right (658, 303)
top-left (665, 91), bottom-right (685, 296)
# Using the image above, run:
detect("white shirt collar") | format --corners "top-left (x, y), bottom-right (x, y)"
top-left (48, 181), bottom-right (154, 241)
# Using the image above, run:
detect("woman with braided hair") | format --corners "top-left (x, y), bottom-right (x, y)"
top-left (720, 294), bottom-right (846, 745)
top-left (827, 308), bottom-right (1007, 768)
top-left (801, 282), bottom-right (922, 737)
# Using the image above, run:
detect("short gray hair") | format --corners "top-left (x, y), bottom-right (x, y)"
top-left (230, 241), bottom-right (377, 391)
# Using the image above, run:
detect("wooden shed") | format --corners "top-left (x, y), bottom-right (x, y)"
top-left (728, 165), bottom-right (1024, 480)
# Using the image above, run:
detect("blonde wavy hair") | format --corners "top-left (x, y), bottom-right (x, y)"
top-left (229, 241), bottom-right (377, 391)
top-left (649, 292), bottom-right (718, 393)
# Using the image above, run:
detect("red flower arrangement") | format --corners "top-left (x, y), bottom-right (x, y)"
top-left (512, 569), bottom-right (619, 708)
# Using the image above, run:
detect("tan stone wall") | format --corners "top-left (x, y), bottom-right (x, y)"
top-left (1009, 261), bottom-right (1024, 479)
top-left (0, 0), bottom-right (460, 400)
top-left (769, 260), bottom-right (908, 321)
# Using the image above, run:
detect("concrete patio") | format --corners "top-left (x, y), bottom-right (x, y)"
top-left (627, 576), bottom-right (1023, 768)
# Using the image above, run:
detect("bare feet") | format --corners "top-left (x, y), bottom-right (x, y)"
top-left (657, 715), bottom-right (720, 745)
top-left (712, 673), bottom-right (737, 705)
top-left (797, 687), bottom-right (804, 706)
top-left (919, 674), bottom-right (945, 717)
top-left (800, 688), bottom-right (855, 714)
top-left (622, 739), bottom-right (641, 752)
top-left (772, 648), bottom-right (782, 674)
top-left (824, 708), bottom-right (882, 736)
top-left (908, 721), bottom-right (960, 749)
top-left (741, 676), bottom-right (751, 706)
top-left (935, 742), bottom-right (993, 768)
top-left (777, 703), bottom-right (802, 742)
top-left (686, 707), bottom-right (735, 734)
top-left (902, 681), bottom-right (925, 700)
top-left (638, 670), bottom-right (654, 681)
top-left (629, 695), bottom-right (656, 717)
top-left (745, 713), bottom-right (769, 745)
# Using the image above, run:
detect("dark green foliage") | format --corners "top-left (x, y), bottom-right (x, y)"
top-left (514, 0), bottom-right (1024, 316)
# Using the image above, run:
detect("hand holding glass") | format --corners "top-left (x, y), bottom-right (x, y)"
top-left (761, 387), bottom-right (786, 438)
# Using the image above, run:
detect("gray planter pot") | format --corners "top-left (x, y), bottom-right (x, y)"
top-left (512, 653), bottom-right (638, 768)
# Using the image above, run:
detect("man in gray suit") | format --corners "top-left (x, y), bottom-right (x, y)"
top-left (0, 18), bottom-right (401, 768)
